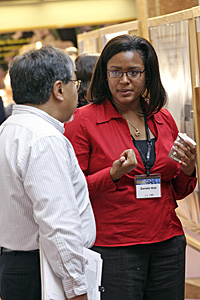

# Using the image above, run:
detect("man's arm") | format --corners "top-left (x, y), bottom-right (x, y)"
top-left (24, 136), bottom-right (94, 298)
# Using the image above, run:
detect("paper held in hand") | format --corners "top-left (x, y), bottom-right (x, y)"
top-left (39, 242), bottom-right (103, 300)
top-left (168, 132), bottom-right (196, 163)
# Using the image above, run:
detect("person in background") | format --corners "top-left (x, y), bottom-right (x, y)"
top-left (0, 64), bottom-right (8, 90)
top-left (0, 64), bottom-right (8, 125)
top-left (0, 96), bottom-right (6, 125)
top-left (75, 53), bottom-right (99, 107)
top-left (4, 102), bottom-right (14, 119)
top-left (64, 34), bottom-right (197, 300)
top-left (0, 45), bottom-right (96, 300)
top-left (1, 69), bottom-right (15, 119)
top-left (65, 46), bottom-right (78, 62)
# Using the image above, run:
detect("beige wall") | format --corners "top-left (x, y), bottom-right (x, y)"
top-left (0, 0), bottom-right (136, 32)
top-left (147, 0), bottom-right (198, 18)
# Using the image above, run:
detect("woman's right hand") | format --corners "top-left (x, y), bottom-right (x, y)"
top-left (110, 149), bottom-right (138, 182)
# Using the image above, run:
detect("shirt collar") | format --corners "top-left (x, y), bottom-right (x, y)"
top-left (12, 104), bottom-right (65, 134)
top-left (148, 110), bottom-right (164, 124)
top-left (96, 98), bottom-right (164, 125)
top-left (96, 99), bottom-right (122, 124)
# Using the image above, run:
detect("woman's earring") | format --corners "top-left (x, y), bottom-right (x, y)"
top-left (142, 88), bottom-right (150, 104)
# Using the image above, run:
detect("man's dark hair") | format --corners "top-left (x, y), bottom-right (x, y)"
top-left (9, 45), bottom-right (74, 105)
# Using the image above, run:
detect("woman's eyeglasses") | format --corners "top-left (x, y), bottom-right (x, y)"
top-left (107, 70), bottom-right (145, 79)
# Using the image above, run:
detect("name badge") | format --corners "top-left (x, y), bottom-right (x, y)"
top-left (134, 174), bottom-right (161, 199)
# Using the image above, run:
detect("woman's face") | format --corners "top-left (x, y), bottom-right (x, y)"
top-left (107, 51), bottom-right (145, 110)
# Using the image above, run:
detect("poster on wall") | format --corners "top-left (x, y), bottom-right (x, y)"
top-left (150, 20), bottom-right (194, 139)
top-left (101, 30), bottom-right (128, 49)
top-left (150, 21), bottom-right (200, 231)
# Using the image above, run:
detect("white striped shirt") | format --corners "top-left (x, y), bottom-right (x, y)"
top-left (0, 105), bottom-right (96, 299)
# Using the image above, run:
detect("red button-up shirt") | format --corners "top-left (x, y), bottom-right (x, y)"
top-left (64, 99), bottom-right (197, 246)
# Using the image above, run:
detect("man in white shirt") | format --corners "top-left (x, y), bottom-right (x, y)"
top-left (0, 45), bottom-right (96, 300)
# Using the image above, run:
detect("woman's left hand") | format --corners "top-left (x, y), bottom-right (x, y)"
top-left (172, 139), bottom-right (196, 176)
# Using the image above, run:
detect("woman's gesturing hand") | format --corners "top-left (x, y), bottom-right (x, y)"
top-left (110, 149), bottom-right (138, 182)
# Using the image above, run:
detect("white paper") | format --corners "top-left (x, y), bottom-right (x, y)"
top-left (83, 248), bottom-right (103, 300)
top-left (39, 242), bottom-right (103, 300)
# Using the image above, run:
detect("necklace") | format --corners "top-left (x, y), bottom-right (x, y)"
top-left (125, 118), bottom-right (140, 137)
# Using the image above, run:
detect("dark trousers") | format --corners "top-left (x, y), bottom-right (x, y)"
top-left (0, 250), bottom-right (41, 300)
top-left (92, 235), bottom-right (186, 300)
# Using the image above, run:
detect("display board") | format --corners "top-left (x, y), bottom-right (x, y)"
top-left (150, 20), bottom-right (193, 138)
top-left (149, 9), bottom-right (200, 243)
top-left (77, 30), bottom-right (100, 54)
top-left (99, 20), bottom-right (139, 49)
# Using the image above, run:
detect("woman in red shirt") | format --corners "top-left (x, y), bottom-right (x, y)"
top-left (64, 34), bottom-right (197, 300)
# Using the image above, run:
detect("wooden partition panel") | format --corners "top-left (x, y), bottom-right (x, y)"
top-left (194, 87), bottom-right (200, 189)
top-left (77, 20), bottom-right (139, 54)
top-left (98, 20), bottom-right (139, 50)
top-left (77, 29), bottom-right (100, 55)
top-left (193, 6), bottom-right (200, 188)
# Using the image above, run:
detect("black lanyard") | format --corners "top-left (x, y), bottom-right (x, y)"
top-left (132, 103), bottom-right (152, 176)
top-left (144, 114), bottom-right (152, 176)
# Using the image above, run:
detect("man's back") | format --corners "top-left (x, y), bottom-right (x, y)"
top-left (0, 105), bottom-right (95, 300)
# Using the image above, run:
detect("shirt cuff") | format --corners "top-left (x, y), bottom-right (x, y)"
top-left (179, 167), bottom-right (196, 180)
top-left (63, 274), bottom-right (88, 299)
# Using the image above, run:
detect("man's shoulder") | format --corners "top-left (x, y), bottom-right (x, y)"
top-left (9, 113), bottom-right (57, 133)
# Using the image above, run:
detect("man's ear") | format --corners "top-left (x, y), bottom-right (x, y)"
top-left (53, 80), bottom-right (64, 101)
